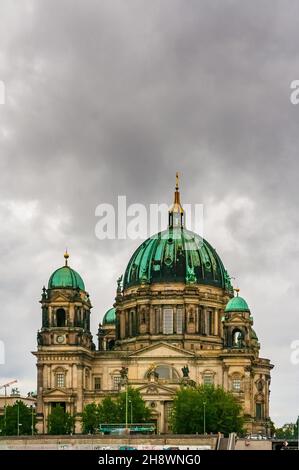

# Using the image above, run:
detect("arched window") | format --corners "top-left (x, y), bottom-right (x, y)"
top-left (107, 339), bottom-right (115, 350)
top-left (255, 393), bottom-right (265, 420)
top-left (232, 329), bottom-right (244, 348)
top-left (56, 308), bottom-right (66, 327)
top-left (256, 403), bottom-right (264, 420)
top-left (147, 365), bottom-right (179, 381)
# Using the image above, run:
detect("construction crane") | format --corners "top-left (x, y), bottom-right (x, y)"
top-left (0, 379), bottom-right (18, 394)
top-left (0, 380), bottom-right (18, 433)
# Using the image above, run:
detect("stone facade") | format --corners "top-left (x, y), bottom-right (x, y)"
top-left (34, 276), bottom-right (273, 435)
top-left (33, 181), bottom-right (273, 435)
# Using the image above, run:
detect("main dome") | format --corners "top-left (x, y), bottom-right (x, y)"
top-left (124, 226), bottom-right (233, 292)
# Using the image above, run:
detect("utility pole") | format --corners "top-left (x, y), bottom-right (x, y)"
top-left (17, 403), bottom-right (19, 436)
top-left (203, 401), bottom-right (206, 435)
top-left (31, 406), bottom-right (34, 436)
top-left (129, 399), bottom-right (133, 424)
top-left (125, 382), bottom-right (128, 433)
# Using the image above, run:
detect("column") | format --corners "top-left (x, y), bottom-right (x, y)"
top-left (36, 364), bottom-right (44, 434)
top-left (203, 308), bottom-right (207, 335)
top-left (214, 309), bottom-right (219, 336)
top-left (159, 401), bottom-right (165, 434)
top-left (223, 365), bottom-right (229, 390)
top-left (75, 364), bottom-right (84, 433)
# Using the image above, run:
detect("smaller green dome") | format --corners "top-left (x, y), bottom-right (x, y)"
top-left (48, 266), bottom-right (85, 291)
top-left (251, 329), bottom-right (258, 340)
top-left (103, 307), bottom-right (116, 325)
top-left (225, 295), bottom-right (250, 313)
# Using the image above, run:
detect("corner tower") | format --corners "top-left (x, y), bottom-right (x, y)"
top-left (33, 252), bottom-right (95, 434)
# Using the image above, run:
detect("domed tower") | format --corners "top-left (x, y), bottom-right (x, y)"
top-left (34, 252), bottom-right (94, 434)
top-left (98, 307), bottom-right (116, 351)
top-left (115, 175), bottom-right (234, 351)
top-left (38, 251), bottom-right (93, 348)
top-left (223, 289), bottom-right (260, 353)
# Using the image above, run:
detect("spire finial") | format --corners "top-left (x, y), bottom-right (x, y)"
top-left (176, 171), bottom-right (179, 191)
top-left (64, 249), bottom-right (69, 266)
top-left (234, 287), bottom-right (240, 297)
top-left (168, 172), bottom-right (184, 228)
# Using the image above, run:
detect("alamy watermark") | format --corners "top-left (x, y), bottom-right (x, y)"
top-left (290, 340), bottom-right (299, 365)
top-left (290, 80), bottom-right (299, 105)
top-left (0, 80), bottom-right (5, 105)
top-left (95, 196), bottom-right (204, 242)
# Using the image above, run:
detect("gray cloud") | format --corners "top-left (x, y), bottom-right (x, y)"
top-left (0, 0), bottom-right (299, 425)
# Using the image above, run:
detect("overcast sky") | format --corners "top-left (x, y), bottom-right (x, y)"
top-left (1, 0), bottom-right (299, 426)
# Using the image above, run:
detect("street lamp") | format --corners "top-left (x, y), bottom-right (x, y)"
top-left (31, 405), bottom-right (35, 436)
top-left (125, 384), bottom-right (128, 433)
top-left (203, 401), bottom-right (206, 435)
top-left (129, 399), bottom-right (133, 424)
top-left (17, 403), bottom-right (22, 436)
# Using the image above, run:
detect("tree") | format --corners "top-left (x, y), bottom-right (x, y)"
top-left (117, 387), bottom-right (151, 424)
top-left (0, 401), bottom-right (36, 436)
top-left (82, 403), bottom-right (100, 434)
top-left (170, 385), bottom-right (244, 435)
top-left (47, 405), bottom-right (75, 435)
top-left (274, 422), bottom-right (298, 439)
top-left (98, 397), bottom-right (119, 424)
top-left (82, 388), bottom-right (151, 433)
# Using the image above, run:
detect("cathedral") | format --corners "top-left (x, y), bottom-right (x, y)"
top-left (34, 177), bottom-right (273, 435)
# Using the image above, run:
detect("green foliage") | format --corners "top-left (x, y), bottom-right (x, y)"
top-left (0, 401), bottom-right (36, 436)
top-left (274, 422), bottom-right (298, 439)
top-left (82, 388), bottom-right (151, 433)
top-left (170, 385), bottom-right (244, 435)
top-left (47, 405), bottom-right (75, 435)
top-left (82, 403), bottom-right (100, 434)
top-left (98, 397), bottom-right (119, 424)
top-left (117, 388), bottom-right (151, 423)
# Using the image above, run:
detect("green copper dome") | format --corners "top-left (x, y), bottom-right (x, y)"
top-left (103, 307), bottom-right (116, 325)
top-left (123, 227), bottom-right (233, 292)
top-left (225, 295), bottom-right (250, 313)
top-left (48, 253), bottom-right (85, 291)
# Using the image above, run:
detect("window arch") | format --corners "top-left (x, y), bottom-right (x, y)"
top-left (255, 394), bottom-right (265, 420)
top-left (145, 364), bottom-right (179, 381)
top-left (232, 329), bottom-right (244, 348)
top-left (56, 308), bottom-right (66, 327)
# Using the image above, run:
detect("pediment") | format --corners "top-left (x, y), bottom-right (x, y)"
top-left (128, 342), bottom-right (195, 359)
top-left (50, 293), bottom-right (70, 303)
top-left (228, 314), bottom-right (245, 323)
top-left (43, 388), bottom-right (72, 397)
top-left (136, 383), bottom-right (177, 396)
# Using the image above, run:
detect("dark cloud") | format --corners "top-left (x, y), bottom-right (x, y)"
top-left (0, 0), bottom-right (299, 425)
